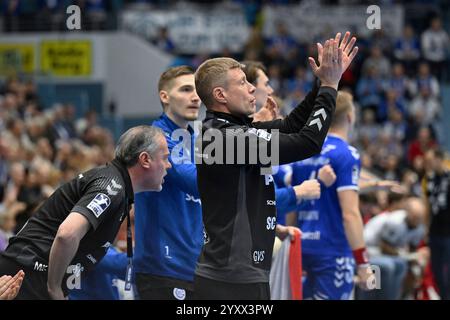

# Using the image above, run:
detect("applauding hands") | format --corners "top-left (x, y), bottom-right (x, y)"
top-left (309, 31), bottom-right (359, 90)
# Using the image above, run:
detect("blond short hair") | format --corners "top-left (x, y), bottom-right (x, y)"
top-left (195, 57), bottom-right (242, 108)
top-left (158, 66), bottom-right (194, 109)
top-left (332, 91), bottom-right (354, 127)
top-left (158, 65), bottom-right (194, 92)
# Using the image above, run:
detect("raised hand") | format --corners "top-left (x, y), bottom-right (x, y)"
top-left (336, 31), bottom-right (358, 72)
top-left (312, 32), bottom-right (359, 88)
top-left (294, 179), bottom-right (321, 201)
top-left (0, 270), bottom-right (24, 300)
top-left (308, 39), bottom-right (343, 90)
top-left (252, 96), bottom-right (279, 122)
top-left (318, 164), bottom-right (336, 187)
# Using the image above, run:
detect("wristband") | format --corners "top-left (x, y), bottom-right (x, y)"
top-left (352, 247), bottom-right (369, 265)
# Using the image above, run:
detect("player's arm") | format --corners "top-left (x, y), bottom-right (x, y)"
top-left (276, 179), bottom-right (321, 213)
top-left (165, 161), bottom-right (199, 197)
top-left (94, 249), bottom-right (128, 280)
top-left (339, 190), bottom-right (366, 251)
top-left (47, 212), bottom-right (90, 300)
top-left (165, 137), bottom-right (200, 197)
top-left (338, 190), bottom-right (373, 290)
top-left (284, 211), bottom-right (298, 227)
top-left (275, 224), bottom-right (301, 241)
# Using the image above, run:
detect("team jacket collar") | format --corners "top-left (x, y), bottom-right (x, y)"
top-left (205, 110), bottom-right (253, 126)
top-left (159, 113), bottom-right (194, 134)
top-left (111, 158), bottom-right (134, 204)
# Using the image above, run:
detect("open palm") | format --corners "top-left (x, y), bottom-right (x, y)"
top-left (317, 31), bottom-right (358, 73)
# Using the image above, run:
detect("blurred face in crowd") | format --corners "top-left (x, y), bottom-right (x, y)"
top-left (0, 212), bottom-right (16, 233)
top-left (404, 25), bottom-right (414, 38)
top-left (431, 18), bottom-right (442, 31)
top-left (389, 108), bottom-right (403, 124)
top-left (418, 127), bottom-right (431, 145)
top-left (392, 63), bottom-right (404, 77)
top-left (222, 68), bottom-right (256, 116)
top-left (418, 63), bottom-right (430, 77)
top-left (254, 69), bottom-right (274, 109)
top-left (10, 162), bottom-right (25, 185)
top-left (405, 198), bottom-right (425, 229)
top-left (371, 46), bottom-right (382, 58)
top-left (160, 74), bottom-right (200, 127)
top-left (362, 109), bottom-right (375, 124)
top-left (425, 149), bottom-right (446, 173)
top-left (424, 149), bottom-right (436, 173)
top-left (386, 154), bottom-right (399, 171)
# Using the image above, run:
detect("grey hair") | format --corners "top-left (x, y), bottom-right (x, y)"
top-left (115, 125), bottom-right (164, 167)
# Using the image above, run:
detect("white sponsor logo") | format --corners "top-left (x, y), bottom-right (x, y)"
top-left (313, 292), bottom-right (329, 300)
top-left (87, 193), bottom-right (111, 218)
top-left (203, 228), bottom-right (210, 245)
top-left (107, 179), bottom-right (122, 196)
top-left (111, 179), bottom-right (122, 189)
top-left (309, 108), bottom-right (327, 131)
top-left (106, 185), bottom-right (118, 196)
top-left (102, 242), bottom-right (112, 250)
top-left (86, 254), bottom-right (97, 264)
top-left (253, 250), bottom-right (265, 263)
top-left (264, 174), bottom-right (274, 186)
top-left (334, 279), bottom-right (344, 288)
top-left (78, 174), bottom-right (84, 179)
top-left (34, 261), bottom-right (48, 272)
top-left (301, 231), bottom-right (321, 240)
top-left (173, 288), bottom-right (186, 300)
top-left (259, 129), bottom-right (272, 141)
top-left (298, 210), bottom-right (319, 221)
top-left (266, 216), bottom-right (276, 230)
top-left (248, 127), bottom-right (272, 141)
top-left (266, 200), bottom-right (276, 206)
top-left (186, 193), bottom-right (201, 204)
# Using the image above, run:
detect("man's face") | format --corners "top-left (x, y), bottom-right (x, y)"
top-left (163, 74), bottom-right (201, 122)
top-left (223, 68), bottom-right (256, 117)
top-left (254, 69), bottom-right (274, 109)
top-left (146, 135), bottom-right (171, 192)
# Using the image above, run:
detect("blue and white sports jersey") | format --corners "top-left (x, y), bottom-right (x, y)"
top-left (272, 165), bottom-right (297, 225)
top-left (133, 114), bottom-right (203, 282)
top-left (272, 164), bottom-right (293, 188)
top-left (292, 134), bottom-right (361, 256)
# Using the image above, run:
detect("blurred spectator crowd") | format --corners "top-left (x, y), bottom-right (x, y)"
top-left (0, 77), bottom-right (115, 251)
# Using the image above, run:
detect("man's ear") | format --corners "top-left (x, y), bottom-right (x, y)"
top-left (138, 152), bottom-right (152, 169)
top-left (347, 112), bottom-right (353, 124)
top-left (212, 87), bottom-right (227, 104)
top-left (159, 90), bottom-right (170, 107)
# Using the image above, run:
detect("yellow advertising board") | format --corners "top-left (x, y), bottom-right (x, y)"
top-left (0, 44), bottom-right (35, 75)
top-left (40, 40), bottom-right (92, 77)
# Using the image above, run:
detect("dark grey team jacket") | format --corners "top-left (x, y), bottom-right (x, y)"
top-left (195, 82), bottom-right (337, 284)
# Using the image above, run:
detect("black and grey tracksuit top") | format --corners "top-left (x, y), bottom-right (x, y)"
top-left (195, 84), bottom-right (337, 283)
